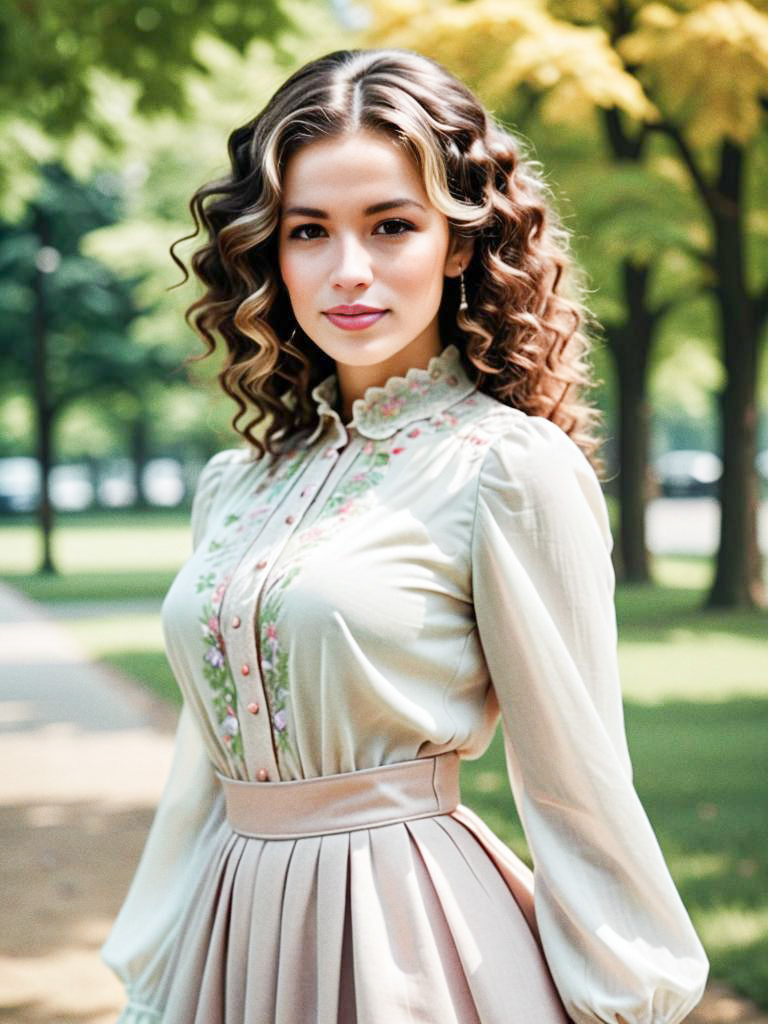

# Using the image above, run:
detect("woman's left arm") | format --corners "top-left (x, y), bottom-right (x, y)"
top-left (470, 415), bottom-right (709, 1024)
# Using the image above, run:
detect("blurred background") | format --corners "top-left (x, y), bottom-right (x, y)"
top-left (0, 1), bottom-right (766, 1022)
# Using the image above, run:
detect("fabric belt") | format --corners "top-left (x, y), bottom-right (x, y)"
top-left (216, 752), bottom-right (461, 840)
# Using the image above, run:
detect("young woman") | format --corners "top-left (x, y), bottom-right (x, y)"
top-left (102, 48), bottom-right (708, 1024)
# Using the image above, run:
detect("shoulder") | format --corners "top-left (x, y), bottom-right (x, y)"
top-left (191, 447), bottom-right (257, 546)
top-left (193, 446), bottom-right (256, 499)
top-left (468, 398), bottom-right (609, 536)
top-left (470, 396), bottom-right (590, 485)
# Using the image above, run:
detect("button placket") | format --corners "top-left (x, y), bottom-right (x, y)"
top-left (218, 431), bottom-right (351, 782)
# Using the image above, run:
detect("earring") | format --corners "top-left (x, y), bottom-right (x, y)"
top-left (458, 269), bottom-right (468, 313)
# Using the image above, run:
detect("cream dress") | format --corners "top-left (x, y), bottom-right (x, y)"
top-left (101, 344), bottom-right (708, 1024)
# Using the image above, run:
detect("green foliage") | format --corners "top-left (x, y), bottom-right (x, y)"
top-left (0, 0), bottom-right (294, 136)
top-left (0, 163), bottom-right (153, 405)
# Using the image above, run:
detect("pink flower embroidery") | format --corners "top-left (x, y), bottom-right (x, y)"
top-left (379, 397), bottom-right (404, 418)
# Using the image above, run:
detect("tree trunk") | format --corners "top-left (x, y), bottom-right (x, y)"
top-left (605, 260), bottom-right (654, 583)
top-left (31, 208), bottom-right (56, 575)
top-left (130, 406), bottom-right (150, 508)
top-left (707, 143), bottom-right (764, 608)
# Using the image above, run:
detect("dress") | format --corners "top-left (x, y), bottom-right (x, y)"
top-left (101, 344), bottom-right (709, 1024)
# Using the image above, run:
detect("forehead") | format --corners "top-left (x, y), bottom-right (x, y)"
top-left (281, 131), bottom-right (428, 207)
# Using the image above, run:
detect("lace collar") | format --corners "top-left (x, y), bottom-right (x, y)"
top-left (309, 344), bottom-right (477, 442)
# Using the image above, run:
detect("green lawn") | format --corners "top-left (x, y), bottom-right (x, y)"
top-left (2, 514), bottom-right (767, 1006)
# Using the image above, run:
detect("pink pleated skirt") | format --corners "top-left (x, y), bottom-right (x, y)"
top-left (155, 754), bottom-right (570, 1023)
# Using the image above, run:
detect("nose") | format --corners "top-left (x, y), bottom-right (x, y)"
top-left (329, 233), bottom-right (374, 292)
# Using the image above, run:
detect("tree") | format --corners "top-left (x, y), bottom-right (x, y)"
top-left (0, 0), bottom-right (293, 134)
top-left (367, 0), bottom-right (768, 607)
top-left (619, 0), bottom-right (768, 606)
top-left (0, 164), bottom-right (172, 571)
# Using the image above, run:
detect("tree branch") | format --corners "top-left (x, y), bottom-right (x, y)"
top-left (646, 120), bottom-right (715, 215)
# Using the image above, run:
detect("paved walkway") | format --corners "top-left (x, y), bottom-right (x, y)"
top-left (0, 581), bottom-right (764, 1024)
top-left (0, 582), bottom-right (177, 1024)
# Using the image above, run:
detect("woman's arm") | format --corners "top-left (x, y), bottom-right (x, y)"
top-left (470, 414), bottom-right (708, 1024)
top-left (100, 451), bottom-right (237, 1020)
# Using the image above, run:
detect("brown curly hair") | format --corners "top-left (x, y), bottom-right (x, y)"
top-left (172, 48), bottom-right (602, 461)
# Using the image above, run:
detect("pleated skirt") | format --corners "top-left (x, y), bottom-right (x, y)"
top-left (155, 756), bottom-right (570, 1024)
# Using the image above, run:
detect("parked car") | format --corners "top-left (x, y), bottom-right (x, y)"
top-left (142, 458), bottom-right (186, 507)
top-left (50, 464), bottom-right (95, 511)
top-left (0, 457), bottom-right (40, 513)
top-left (97, 459), bottom-right (138, 508)
top-left (653, 450), bottom-right (722, 498)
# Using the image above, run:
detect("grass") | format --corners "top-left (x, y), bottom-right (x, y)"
top-left (2, 514), bottom-right (767, 1007)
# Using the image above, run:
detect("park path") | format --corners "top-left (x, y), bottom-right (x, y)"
top-left (0, 580), bottom-right (765, 1024)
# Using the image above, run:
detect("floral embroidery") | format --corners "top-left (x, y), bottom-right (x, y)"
top-left (254, 447), bottom-right (310, 499)
top-left (350, 344), bottom-right (475, 440)
top-left (189, 445), bottom-right (313, 758)
top-left (259, 566), bottom-right (301, 759)
top-left (196, 571), bottom-right (246, 760)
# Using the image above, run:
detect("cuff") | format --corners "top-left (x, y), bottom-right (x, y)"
top-left (116, 1000), bottom-right (163, 1023)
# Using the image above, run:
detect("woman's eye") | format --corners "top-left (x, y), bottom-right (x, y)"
top-left (374, 219), bottom-right (415, 236)
top-left (288, 223), bottom-right (326, 240)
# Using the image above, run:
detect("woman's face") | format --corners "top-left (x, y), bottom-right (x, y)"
top-left (278, 130), bottom-right (468, 377)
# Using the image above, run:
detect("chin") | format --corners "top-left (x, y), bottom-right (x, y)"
top-left (314, 333), bottom-right (411, 367)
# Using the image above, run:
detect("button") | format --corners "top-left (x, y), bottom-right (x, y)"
top-left (247, 702), bottom-right (260, 715)
top-left (285, 515), bottom-right (295, 525)
top-left (241, 664), bottom-right (250, 676)
top-left (256, 560), bottom-right (267, 570)
top-left (256, 768), bottom-right (269, 782)
top-left (231, 616), bottom-right (241, 629)
top-left (323, 447), bottom-right (336, 458)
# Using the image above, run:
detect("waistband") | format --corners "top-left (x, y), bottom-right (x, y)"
top-left (216, 752), bottom-right (461, 840)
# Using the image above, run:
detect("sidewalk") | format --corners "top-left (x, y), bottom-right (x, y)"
top-left (0, 582), bottom-right (177, 1024)
top-left (0, 581), bottom-right (765, 1024)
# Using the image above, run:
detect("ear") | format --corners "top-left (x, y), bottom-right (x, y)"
top-left (444, 233), bottom-right (475, 278)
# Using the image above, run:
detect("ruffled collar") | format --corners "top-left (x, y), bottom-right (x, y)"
top-left (309, 344), bottom-right (477, 442)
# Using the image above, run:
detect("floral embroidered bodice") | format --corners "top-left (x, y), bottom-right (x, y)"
top-left (162, 344), bottom-right (502, 782)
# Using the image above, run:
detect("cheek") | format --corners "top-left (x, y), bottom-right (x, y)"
top-left (278, 246), bottom-right (310, 308)
top-left (390, 235), bottom-right (448, 295)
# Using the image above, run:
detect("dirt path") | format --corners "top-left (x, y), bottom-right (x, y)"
top-left (0, 581), bottom-right (764, 1023)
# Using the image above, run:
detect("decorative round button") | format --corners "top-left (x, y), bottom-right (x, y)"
top-left (256, 768), bottom-right (269, 782)
top-left (247, 702), bottom-right (260, 715)
top-left (256, 560), bottom-right (267, 570)
top-left (231, 615), bottom-right (241, 629)
top-left (240, 664), bottom-right (250, 676)
top-left (285, 515), bottom-right (295, 525)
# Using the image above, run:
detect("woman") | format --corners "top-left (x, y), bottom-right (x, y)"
top-left (102, 48), bottom-right (708, 1024)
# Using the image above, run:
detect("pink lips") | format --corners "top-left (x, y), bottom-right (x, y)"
top-left (324, 304), bottom-right (388, 331)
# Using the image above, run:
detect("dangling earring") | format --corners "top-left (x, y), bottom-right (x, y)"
top-left (458, 268), bottom-right (468, 313)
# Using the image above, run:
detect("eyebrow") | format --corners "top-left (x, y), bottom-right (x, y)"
top-left (282, 198), bottom-right (427, 218)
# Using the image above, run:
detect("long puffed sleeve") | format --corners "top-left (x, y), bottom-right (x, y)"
top-left (470, 415), bottom-right (708, 1024)
top-left (100, 453), bottom-right (235, 1021)
top-left (101, 705), bottom-right (225, 1022)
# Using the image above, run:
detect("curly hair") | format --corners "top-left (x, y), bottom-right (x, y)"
top-left (172, 48), bottom-right (602, 462)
